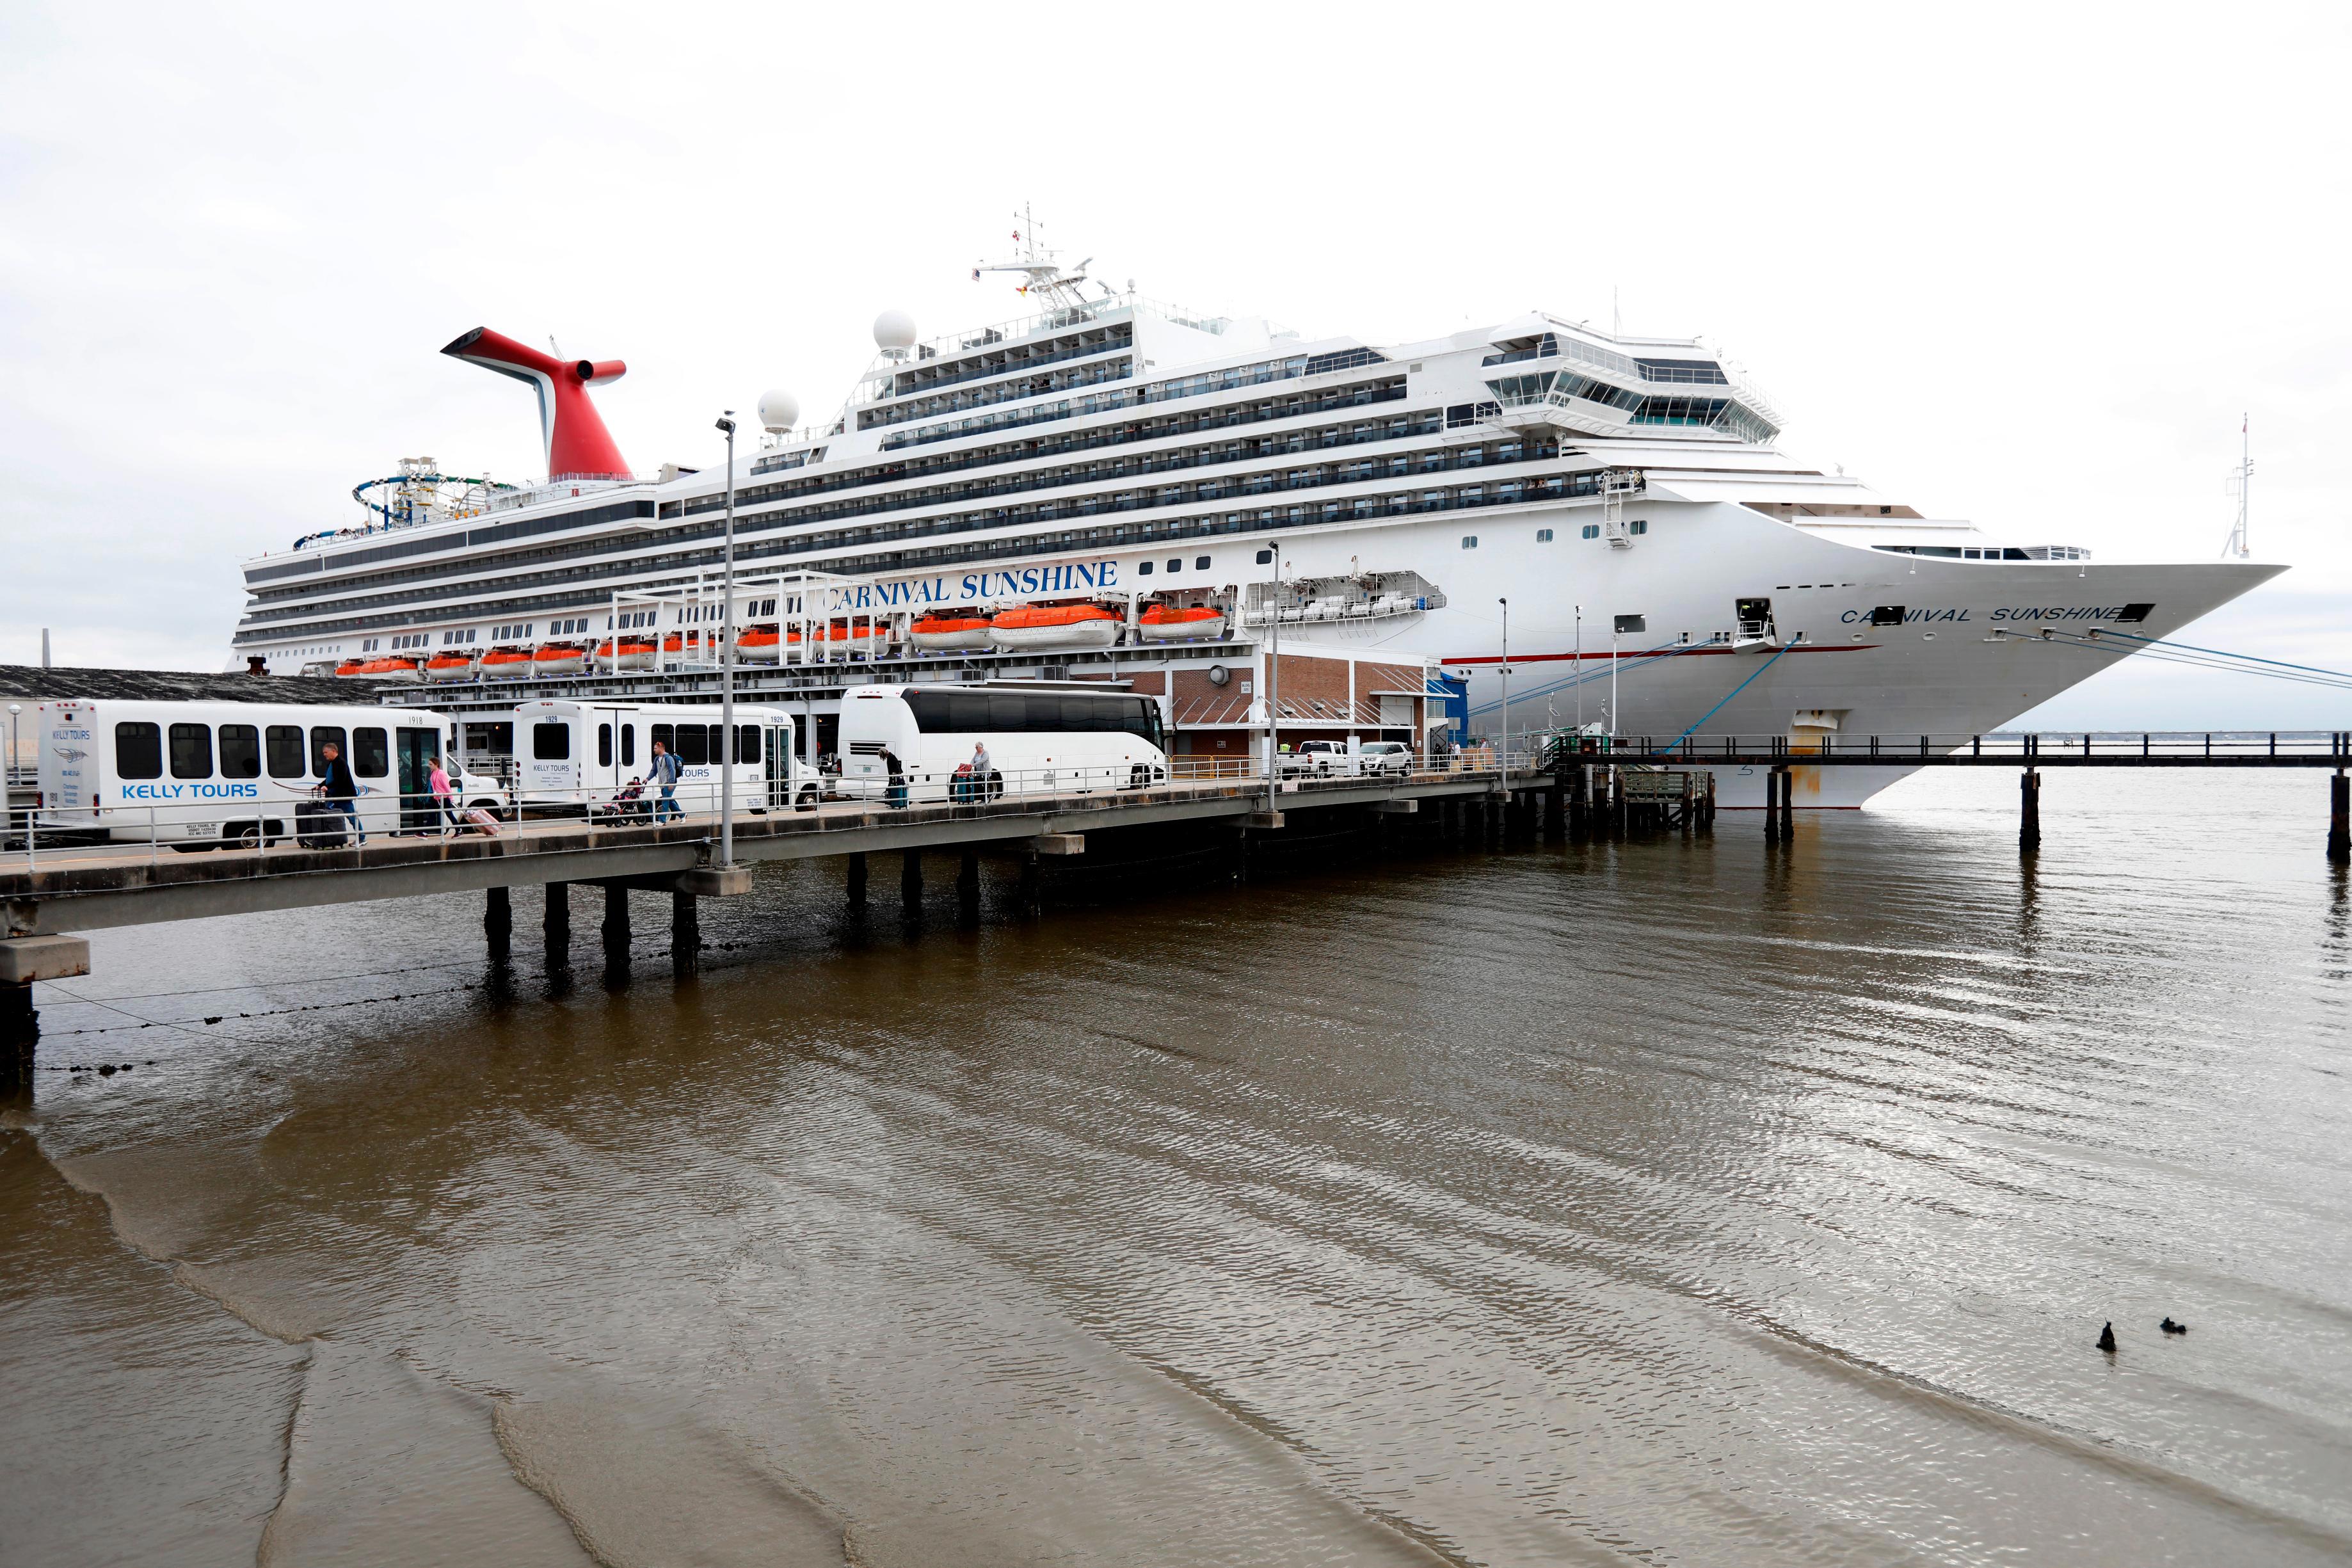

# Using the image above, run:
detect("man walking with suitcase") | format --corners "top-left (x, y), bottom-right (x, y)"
top-left (317, 740), bottom-right (364, 844)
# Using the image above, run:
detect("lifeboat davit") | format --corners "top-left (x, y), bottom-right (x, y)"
top-left (337, 657), bottom-right (422, 682)
top-left (532, 643), bottom-right (587, 676)
top-left (991, 604), bottom-right (1121, 651)
top-left (909, 612), bottom-right (995, 652)
top-left (596, 637), bottom-right (656, 671)
top-left (736, 625), bottom-right (781, 664)
top-left (422, 652), bottom-right (479, 682)
top-left (481, 647), bottom-right (535, 679)
top-left (1136, 604), bottom-right (1229, 642)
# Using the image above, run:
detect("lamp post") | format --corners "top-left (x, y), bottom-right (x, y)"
top-left (1264, 543), bottom-right (1281, 810)
top-left (6, 703), bottom-right (19, 788)
top-left (1498, 597), bottom-right (1509, 771)
top-left (716, 411), bottom-right (738, 868)
top-left (1574, 605), bottom-right (1583, 736)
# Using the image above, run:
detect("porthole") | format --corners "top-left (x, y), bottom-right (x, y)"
top-left (1461, 536), bottom-right (1478, 549)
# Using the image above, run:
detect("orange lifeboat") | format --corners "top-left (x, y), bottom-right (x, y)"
top-left (596, 637), bottom-right (656, 672)
top-left (337, 656), bottom-right (422, 682)
top-left (909, 612), bottom-right (995, 652)
top-left (784, 621), bottom-right (888, 660)
top-left (736, 625), bottom-right (782, 664)
top-left (481, 647), bottom-right (535, 679)
top-left (990, 603), bottom-right (1121, 651)
top-left (532, 643), bottom-right (587, 676)
top-left (1136, 604), bottom-right (1229, 642)
top-left (422, 652), bottom-right (478, 682)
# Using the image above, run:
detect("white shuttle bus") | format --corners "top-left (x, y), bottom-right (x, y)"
top-left (511, 699), bottom-right (820, 813)
top-left (837, 684), bottom-right (1169, 803)
top-left (32, 698), bottom-right (505, 849)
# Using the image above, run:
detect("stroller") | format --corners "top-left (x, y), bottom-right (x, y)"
top-left (591, 776), bottom-right (651, 824)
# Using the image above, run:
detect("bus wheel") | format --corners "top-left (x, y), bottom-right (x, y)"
top-left (797, 788), bottom-right (819, 812)
top-left (1129, 765), bottom-right (1151, 790)
top-left (986, 769), bottom-right (1004, 802)
top-left (230, 822), bottom-right (261, 851)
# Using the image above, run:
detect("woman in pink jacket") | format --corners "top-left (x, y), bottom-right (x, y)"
top-left (428, 756), bottom-right (460, 836)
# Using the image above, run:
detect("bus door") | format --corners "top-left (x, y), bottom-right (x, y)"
top-left (765, 726), bottom-right (790, 808)
top-left (395, 726), bottom-right (439, 831)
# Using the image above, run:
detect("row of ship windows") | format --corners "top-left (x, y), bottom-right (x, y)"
top-left (243, 473), bottom-right (1617, 646)
top-left (1465, 520), bottom-right (1650, 547)
top-left (251, 431), bottom-right (1560, 631)
top-left (884, 323), bottom-right (1133, 401)
top-left (714, 379), bottom-right (1412, 518)
top-left (691, 401), bottom-right (1444, 538)
top-left (858, 354), bottom-right (1133, 431)
top-left (876, 350), bottom-right (1384, 452)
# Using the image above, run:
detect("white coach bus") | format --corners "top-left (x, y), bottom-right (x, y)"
top-left (836, 684), bottom-right (1169, 803)
top-left (509, 699), bottom-right (821, 813)
top-left (31, 698), bottom-right (506, 849)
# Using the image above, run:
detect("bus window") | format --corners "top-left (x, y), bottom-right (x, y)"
top-left (168, 723), bottom-right (213, 780)
top-left (532, 722), bottom-right (570, 761)
top-left (1060, 697), bottom-right (1098, 732)
top-left (621, 724), bottom-right (636, 767)
top-left (676, 726), bottom-right (708, 766)
top-left (116, 722), bottom-right (163, 780)
top-left (948, 692), bottom-right (988, 732)
top-left (650, 723), bottom-right (673, 758)
top-left (988, 693), bottom-right (1032, 732)
top-left (736, 724), bottom-right (758, 765)
top-left (267, 724), bottom-right (306, 778)
top-left (353, 728), bottom-right (389, 778)
top-left (219, 724), bottom-right (261, 779)
top-left (309, 726), bottom-right (347, 776)
top-left (598, 723), bottom-right (613, 767)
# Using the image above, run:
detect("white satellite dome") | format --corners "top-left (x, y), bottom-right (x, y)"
top-left (872, 308), bottom-right (918, 354)
top-left (756, 388), bottom-right (800, 434)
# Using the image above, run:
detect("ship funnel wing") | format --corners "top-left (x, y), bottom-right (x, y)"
top-left (441, 326), bottom-right (632, 480)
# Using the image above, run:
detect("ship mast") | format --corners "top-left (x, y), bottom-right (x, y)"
top-left (2223, 413), bottom-right (2252, 559)
top-left (973, 205), bottom-right (1096, 317)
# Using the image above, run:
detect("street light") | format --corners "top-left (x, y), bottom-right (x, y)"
top-left (1498, 597), bottom-right (1509, 769)
top-left (1263, 543), bottom-right (1281, 810)
top-left (6, 704), bottom-right (19, 789)
top-left (716, 411), bottom-right (738, 870)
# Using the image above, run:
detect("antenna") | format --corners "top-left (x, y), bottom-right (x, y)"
top-left (972, 207), bottom-right (1101, 316)
top-left (2223, 413), bottom-right (2252, 559)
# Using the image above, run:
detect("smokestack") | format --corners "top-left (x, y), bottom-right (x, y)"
top-left (41, 628), bottom-right (50, 669)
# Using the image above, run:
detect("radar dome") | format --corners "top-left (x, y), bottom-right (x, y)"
top-left (873, 309), bottom-right (918, 354)
top-left (756, 388), bottom-right (800, 434)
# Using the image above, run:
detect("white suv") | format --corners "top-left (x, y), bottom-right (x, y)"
top-left (1359, 740), bottom-right (1414, 776)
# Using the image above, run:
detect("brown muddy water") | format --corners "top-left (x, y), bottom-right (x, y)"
top-left (3, 770), bottom-right (2349, 1566)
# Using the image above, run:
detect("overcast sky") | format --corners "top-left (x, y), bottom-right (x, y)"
top-left (4, 2), bottom-right (2347, 726)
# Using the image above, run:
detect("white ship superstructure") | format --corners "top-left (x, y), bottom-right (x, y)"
top-left (230, 240), bottom-right (2282, 806)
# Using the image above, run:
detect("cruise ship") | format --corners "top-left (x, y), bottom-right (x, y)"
top-left (230, 234), bottom-right (2283, 806)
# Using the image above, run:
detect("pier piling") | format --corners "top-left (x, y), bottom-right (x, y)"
top-left (670, 888), bottom-right (700, 974)
top-left (957, 850), bottom-right (980, 921)
top-left (1776, 767), bottom-right (1794, 842)
top-left (2332, 772), bottom-right (2350, 864)
top-left (545, 881), bottom-right (570, 942)
top-left (2020, 769), bottom-right (2042, 854)
top-left (484, 886), bottom-right (512, 959)
top-left (901, 849), bottom-right (924, 907)
top-left (1017, 851), bottom-right (1043, 914)
top-left (602, 883), bottom-right (631, 954)
top-left (846, 851), bottom-right (868, 907)
top-left (2, 985), bottom-right (33, 1092)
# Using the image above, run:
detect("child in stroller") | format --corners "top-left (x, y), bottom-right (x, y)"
top-left (593, 776), bottom-right (651, 824)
